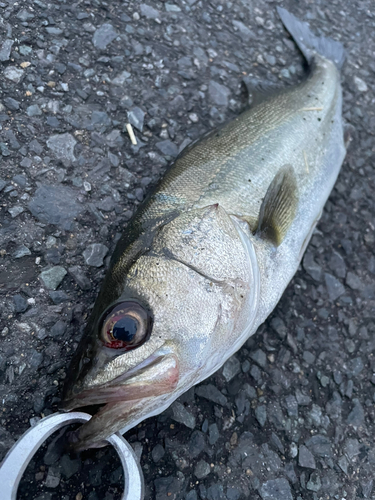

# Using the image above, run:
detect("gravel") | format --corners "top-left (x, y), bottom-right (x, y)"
top-left (1, 1), bottom-right (374, 499)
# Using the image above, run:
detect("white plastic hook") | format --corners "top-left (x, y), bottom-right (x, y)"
top-left (0, 412), bottom-right (144, 500)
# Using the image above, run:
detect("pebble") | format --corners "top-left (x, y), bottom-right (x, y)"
top-left (188, 430), bottom-right (206, 458)
top-left (209, 80), bottom-right (230, 106)
top-left (13, 245), bottom-right (31, 259)
top-left (68, 266), bottom-right (91, 290)
top-left (0, 39), bottom-right (14, 62)
top-left (222, 355), bottom-right (241, 381)
top-left (83, 243), bottom-right (109, 267)
top-left (194, 460), bottom-right (211, 479)
top-left (92, 24), bottom-right (118, 50)
top-left (259, 478), bottom-right (292, 500)
top-left (195, 384), bottom-right (227, 406)
top-left (255, 405), bottom-right (267, 427)
top-left (112, 70), bottom-right (131, 85)
top-left (305, 435), bottom-right (332, 458)
top-left (128, 107), bottom-right (145, 132)
top-left (28, 185), bottom-right (82, 230)
top-left (232, 20), bottom-right (254, 42)
top-left (151, 444), bottom-right (165, 463)
top-left (306, 471), bottom-right (321, 492)
top-left (39, 266), bottom-right (67, 290)
top-left (45, 467), bottom-right (61, 488)
top-left (13, 294), bottom-right (28, 313)
top-left (4, 66), bottom-right (24, 83)
top-left (354, 76), bottom-right (368, 92)
top-left (156, 140), bottom-right (178, 157)
top-left (8, 206), bottom-right (24, 218)
top-left (347, 398), bottom-right (364, 426)
top-left (250, 349), bottom-right (267, 368)
top-left (171, 401), bottom-right (196, 429)
top-left (346, 271), bottom-right (363, 290)
top-left (140, 4), bottom-right (160, 19)
top-left (49, 291), bottom-right (69, 304)
top-left (3, 97), bottom-right (20, 110)
top-left (324, 273), bottom-right (345, 301)
top-left (46, 133), bottom-right (77, 164)
top-left (27, 104), bottom-right (42, 117)
top-left (298, 445), bottom-right (316, 469)
top-left (303, 252), bottom-right (322, 281)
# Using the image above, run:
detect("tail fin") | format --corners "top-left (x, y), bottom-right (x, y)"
top-left (277, 7), bottom-right (345, 70)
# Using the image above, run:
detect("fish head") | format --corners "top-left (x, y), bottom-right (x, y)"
top-left (62, 204), bottom-right (259, 449)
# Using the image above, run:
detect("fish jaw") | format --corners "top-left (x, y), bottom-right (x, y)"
top-left (61, 353), bottom-right (179, 449)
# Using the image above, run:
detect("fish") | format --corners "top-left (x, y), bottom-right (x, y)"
top-left (61, 8), bottom-right (347, 449)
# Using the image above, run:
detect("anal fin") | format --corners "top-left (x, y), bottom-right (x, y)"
top-left (256, 165), bottom-right (298, 246)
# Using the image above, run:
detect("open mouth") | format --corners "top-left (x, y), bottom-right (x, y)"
top-left (60, 353), bottom-right (180, 450)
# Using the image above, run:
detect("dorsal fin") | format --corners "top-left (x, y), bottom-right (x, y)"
top-left (256, 165), bottom-right (298, 246)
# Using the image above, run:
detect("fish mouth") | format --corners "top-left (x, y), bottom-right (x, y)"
top-left (60, 353), bottom-right (179, 450)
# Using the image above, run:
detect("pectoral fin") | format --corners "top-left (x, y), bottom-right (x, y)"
top-left (256, 165), bottom-right (298, 246)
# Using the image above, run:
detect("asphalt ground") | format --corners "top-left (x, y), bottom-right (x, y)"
top-left (0, 0), bottom-right (375, 499)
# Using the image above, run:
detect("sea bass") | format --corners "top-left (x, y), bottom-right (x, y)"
top-left (62, 9), bottom-right (347, 449)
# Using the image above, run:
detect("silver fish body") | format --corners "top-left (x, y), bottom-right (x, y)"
top-left (62, 9), bottom-right (347, 449)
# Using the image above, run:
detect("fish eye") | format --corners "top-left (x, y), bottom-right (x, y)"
top-left (100, 300), bottom-right (152, 350)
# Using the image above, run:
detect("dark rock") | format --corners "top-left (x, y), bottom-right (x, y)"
top-left (306, 471), bottom-right (321, 492)
top-left (46, 133), bottom-right (77, 165)
top-left (346, 272), bottom-right (363, 290)
top-left (189, 430), bottom-right (206, 458)
top-left (305, 435), bottom-right (332, 458)
top-left (49, 291), bottom-right (69, 304)
top-left (0, 39), bottom-right (14, 62)
top-left (298, 445), bottom-right (316, 469)
top-left (3, 97), bottom-right (20, 110)
top-left (128, 107), bottom-right (145, 132)
top-left (259, 478), bottom-right (292, 500)
top-left (50, 320), bottom-right (67, 338)
top-left (68, 266), bottom-right (91, 290)
top-left (140, 4), bottom-right (160, 19)
top-left (151, 444), bottom-right (165, 463)
top-left (325, 273), bottom-right (345, 301)
top-left (222, 356), bottom-right (241, 381)
top-left (83, 243), bottom-right (109, 267)
top-left (171, 401), bottom-right (196, 429)
top-left (154, 475), bottom-right (184, 500)
top-left (156, 140), bottom-right (178, 157)
top-left (303, 252), bottom-right (322, 281)
top-left (250, 349), bottom-right (267, 368)
top-left (255, 405), bottom-right (267, 427)
top-left (328, 250), bottom-right (346, 278)
top-left (209, 80), bottom-right (230, 106)
top-left (195, 384), bottom-right (227, 406)
top-left (13, 294), bottom-right (28, 313)
top-left (28, 185), bottom-right (82, 230)
top-left (92, 24), bottom-right (118, 50)
top-left (347, 399), bottom-right (365, 426)
top-left (39, 267), bottom-right (67, 290)
top-left (194, 460), bottom-right (211, 479)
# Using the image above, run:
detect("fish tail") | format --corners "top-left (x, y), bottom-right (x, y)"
top-left (277, 7), bottom-right (345, 70)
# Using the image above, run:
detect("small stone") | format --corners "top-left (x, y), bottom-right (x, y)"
top-left (3, 97), bottom-right (20, 110)
top-left (83, 243), bottom-right (109, 267)
top-left (17, 9), bottom-right (35, 21)
top-left (49, 291), bottom-right (69, 304)
top-left (39, 266), bottom-right (67, 290)
top-left (13, 294), bottom-right (28, 313)
top-left (338, 455), bottom-right (348, 474)
top-left (47, 133), bottom-right (77, 164)
top-left (255, 405), bottom-right (267, 427)
top-left (232, 20), bottom-right (254, 42)
top-left (171, 401), bottom-right (196, 429)
top-left (92, 24), bottom-right (118, 50)
top-left (68, 266), bottom-right (91, 290)
top-left (325, 273), bottom-right (345, 301)
top-left (165, 3), bottom-right (181, 12)
top-left (208, 423), bottom-right (219, 445)
top-left (13, 245), bottom-right (31, 259)
top-left (305, 435), bottom-right (332, 458)
top-left (194, 460), bottom-right (211, 479)
top-left (346, 272), bottom-right (363, 290)
top-left (270, 316), bottom-right (287, 339)
top-left (298, 445), bottom-right (316, 469)
top-left (140, 4), bottom-right (160, 19)
top-left (112, 70), bottom-right (131, 85)
top-left (259, 478), bottom-right (292, 500)
top-left (303, 253), bottom-right (322, 281)
top-left (151, 444), bottom-right (165, 463)
top-left (156, 140), bottom-right (178, 157)
top-left (8, 206), bottom-right (24, 218)
top-left (250, 349), bottom-right (267, 368)
top-left (209, 80), bottom-right (230, 106)
top-left (50, 320), bottom-right (67, 338)
top-left (347, 398), bottom-right (364, 426)
top-left (328, 250), bottom-right (346, 278)
top-left (195, 384), bottom-right (227, 406)
top-left (0, 39), bottom-right (14, 62)
top-left (222, 356), bottom-right (241, 381)
top-left (189, 430), bottom-right (206, 458)
top-left (4, 66), bottom-right (24, 83)
top-left (45, 467), bottom-right (61, 488)
top-left (27, 104), bottom-right (42, 117)
top-left (354, 76), bottom-right (368, 92)
top-left (60, 455), bottom-right (80, 479)
top-left (128, 107), bottom-right (145, 132)
top-left (306, 471), bottom-right (321, 492)
top-left (28, 185), bottom-right (82, 230)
